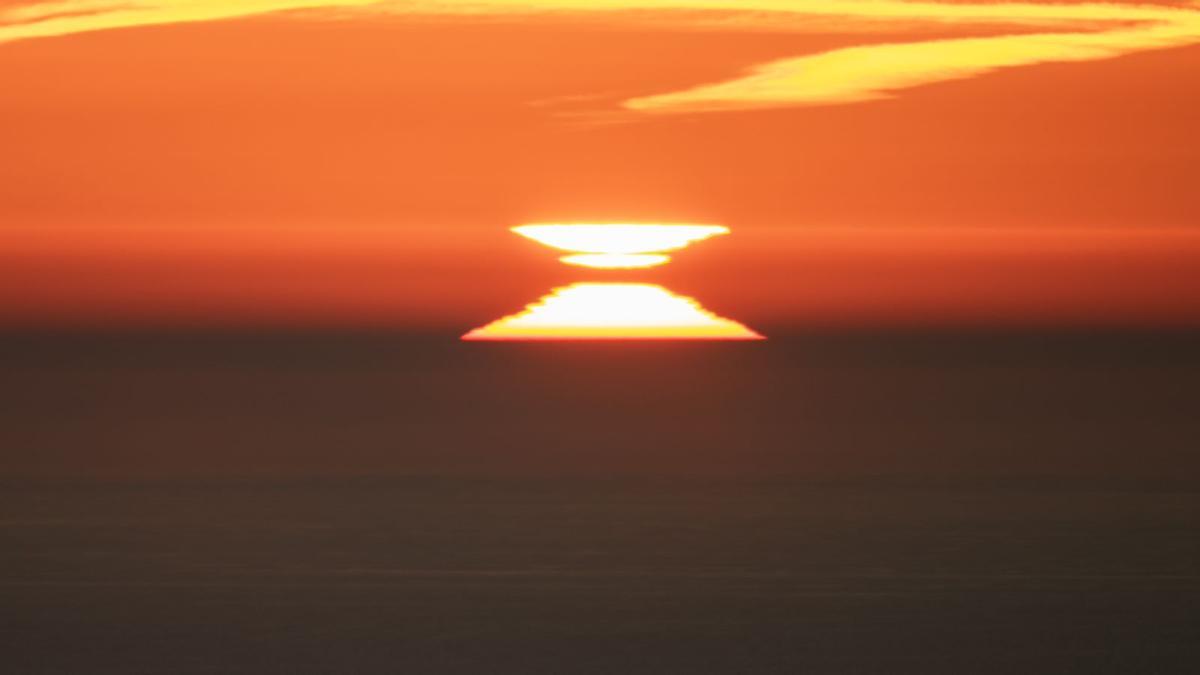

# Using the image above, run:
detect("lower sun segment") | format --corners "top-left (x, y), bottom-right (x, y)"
top-left (462, 283), bottom-right (763, 340)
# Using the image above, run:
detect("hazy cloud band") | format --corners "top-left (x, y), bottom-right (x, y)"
top-left (3, 0), bottom-right (1199, 111)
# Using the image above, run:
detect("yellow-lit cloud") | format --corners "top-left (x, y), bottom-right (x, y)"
top-left (2, 1), bottom-right (1199, 111)
top-left (626, 17), bottom-right (1200, 111)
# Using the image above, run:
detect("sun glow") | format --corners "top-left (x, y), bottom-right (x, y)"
top-left (462, 283), bottom-right (763, 340)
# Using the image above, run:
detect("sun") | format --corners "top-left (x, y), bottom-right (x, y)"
top-left (559, 253), bottom-right (672, 269)
top-left (464, 223), bottom-right (762, 341)
top-left (512, 223), bottom-right (728, 269)
top-left (463, 283), bottom-right (763, 340)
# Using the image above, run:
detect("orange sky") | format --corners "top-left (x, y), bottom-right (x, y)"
top-left (2, 1), bottom-right (1198, 330)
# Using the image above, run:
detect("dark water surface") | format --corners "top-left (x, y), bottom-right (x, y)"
top-left (3, 332), bottom-right (1198, 480)
top-left (2, 480), bottom-right (1199, 674)
top-left (2, 332), bottom-right (1198, 672)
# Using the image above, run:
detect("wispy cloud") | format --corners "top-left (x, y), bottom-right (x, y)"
top-left (627, 18), bottom-right (1200, 111)
top-left (0, 1), bottom-right (381, 41)
top-left (621, 3), bottom-right (1200, 111)
top-left (3, 0), bottom-right (1199, 112)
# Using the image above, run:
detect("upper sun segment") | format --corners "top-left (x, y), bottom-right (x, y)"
top-left (512, 223), bottom-right (729, 269)
top-left (513, 224), bottom-right (728, 255)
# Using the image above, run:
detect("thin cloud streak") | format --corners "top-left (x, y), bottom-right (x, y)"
top-left (0, 1), bottom-right (383, 41)
top-left (2, 1), bottom-right (1199, 111)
